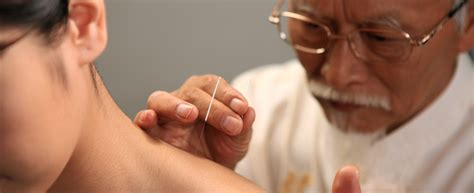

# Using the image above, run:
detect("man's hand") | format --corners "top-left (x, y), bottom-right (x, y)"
top-left (134, 75), bottom-right (255, 169)
top-left (332, 165), bottom-right (361, 193)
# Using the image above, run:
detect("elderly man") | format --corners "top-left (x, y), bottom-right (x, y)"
top-left (136, 0), bottom-right (474, 192)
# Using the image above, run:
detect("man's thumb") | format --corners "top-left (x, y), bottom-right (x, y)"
top-left (332, 165), bottom-right (361, 193)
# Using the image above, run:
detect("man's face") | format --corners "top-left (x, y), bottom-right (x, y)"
top-left (289, 0), bottom-right (461, 133)
top-left (0, 28), bottom-right (90, 189)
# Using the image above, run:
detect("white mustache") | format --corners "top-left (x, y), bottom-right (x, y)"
top-left (308, 80), bottom-right (391, 111)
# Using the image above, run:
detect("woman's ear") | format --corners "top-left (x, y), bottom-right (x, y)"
top-left (458, 1), bottom-right (474, 52)
top-left (67, 0), bottom-right (108, 65)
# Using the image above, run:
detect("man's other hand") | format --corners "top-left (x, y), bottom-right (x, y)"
top-left (333, 165), bottom-right (361, 193)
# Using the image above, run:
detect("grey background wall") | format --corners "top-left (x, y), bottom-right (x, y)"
top-left (97, 0), bottom-right (294, 118)
top-left (97, 0), bottom-right (474, 118)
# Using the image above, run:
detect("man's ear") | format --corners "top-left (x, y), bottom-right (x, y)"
top-left (68, 0), bottom-right (107, 65)
top-left (459, 1), bottom-right (474, 52)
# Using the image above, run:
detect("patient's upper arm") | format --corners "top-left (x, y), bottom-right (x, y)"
top-left (155, 143), bottom-right (266, 193)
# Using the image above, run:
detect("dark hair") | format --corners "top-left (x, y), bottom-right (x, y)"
top-left (0, 0), bottom-right (100, 91)
top-left (0, 0), bottom-right (69, 41)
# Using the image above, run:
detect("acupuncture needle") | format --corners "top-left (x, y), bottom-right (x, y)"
top-left (200, 77), bottom-right (222, 146)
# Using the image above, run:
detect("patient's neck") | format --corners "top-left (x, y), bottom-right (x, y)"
top-left (48, 78), bottom-right (167, 192)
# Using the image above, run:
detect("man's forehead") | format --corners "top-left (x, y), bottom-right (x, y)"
top-left (291, 0), bottom-right (447, 21)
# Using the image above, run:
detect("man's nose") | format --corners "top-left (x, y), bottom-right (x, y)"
top-left (321, 39), bottom-right (369, 90)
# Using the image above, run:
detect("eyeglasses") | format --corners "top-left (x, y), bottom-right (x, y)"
top-left (268, 0), bottom-right (468, 63)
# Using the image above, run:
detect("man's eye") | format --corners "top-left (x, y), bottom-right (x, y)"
top-left (366, 33), bottom-right (390, 42)
top-left (303, 23), bottom-right (320, 30)
top-left (362, 31), bottom-right (403, 43)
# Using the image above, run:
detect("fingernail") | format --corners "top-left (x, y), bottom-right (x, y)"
top-left (230, 98), bottom-right (246, 114)
top-left (333, 165), bottom-right (361, 193)
top-left (142, 111), bottom-right (152, 123)
top-left (221, 116), bottom-right (243, 135)
top-left (347, 166), bottom-right (360, 192)
top-left (177, 104), bottom-right (193, 119)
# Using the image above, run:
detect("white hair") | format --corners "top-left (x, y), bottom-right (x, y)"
top-left (308, 80), bottom-right (391, 132)
top-left (308, 80), bottom-right (391, 111)
top-left (453, 0), bottom-right (467, 32)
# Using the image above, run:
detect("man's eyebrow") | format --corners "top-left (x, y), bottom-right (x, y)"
top-left (362, 15), bottom-right (403, 29)
top-left (294, 2), bottom-right (315, 14)
top-left (293, 2), bottom-right (332, 21)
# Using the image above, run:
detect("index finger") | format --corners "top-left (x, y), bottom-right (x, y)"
top-left (147, 91), bottom-right (199, 123)
top-left (183, 75), bottom-right (249, 116)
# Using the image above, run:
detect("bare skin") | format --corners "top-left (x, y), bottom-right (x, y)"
top-left (0, 0), bottom-right (265, 192)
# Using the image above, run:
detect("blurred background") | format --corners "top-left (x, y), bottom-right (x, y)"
top-left (97, 0), bottom-right (294, 117)
top-left (98, 0), bottom-right (474, 118)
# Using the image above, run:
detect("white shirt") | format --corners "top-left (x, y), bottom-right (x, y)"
top-left (233, 54), bottom-right (474, 193)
